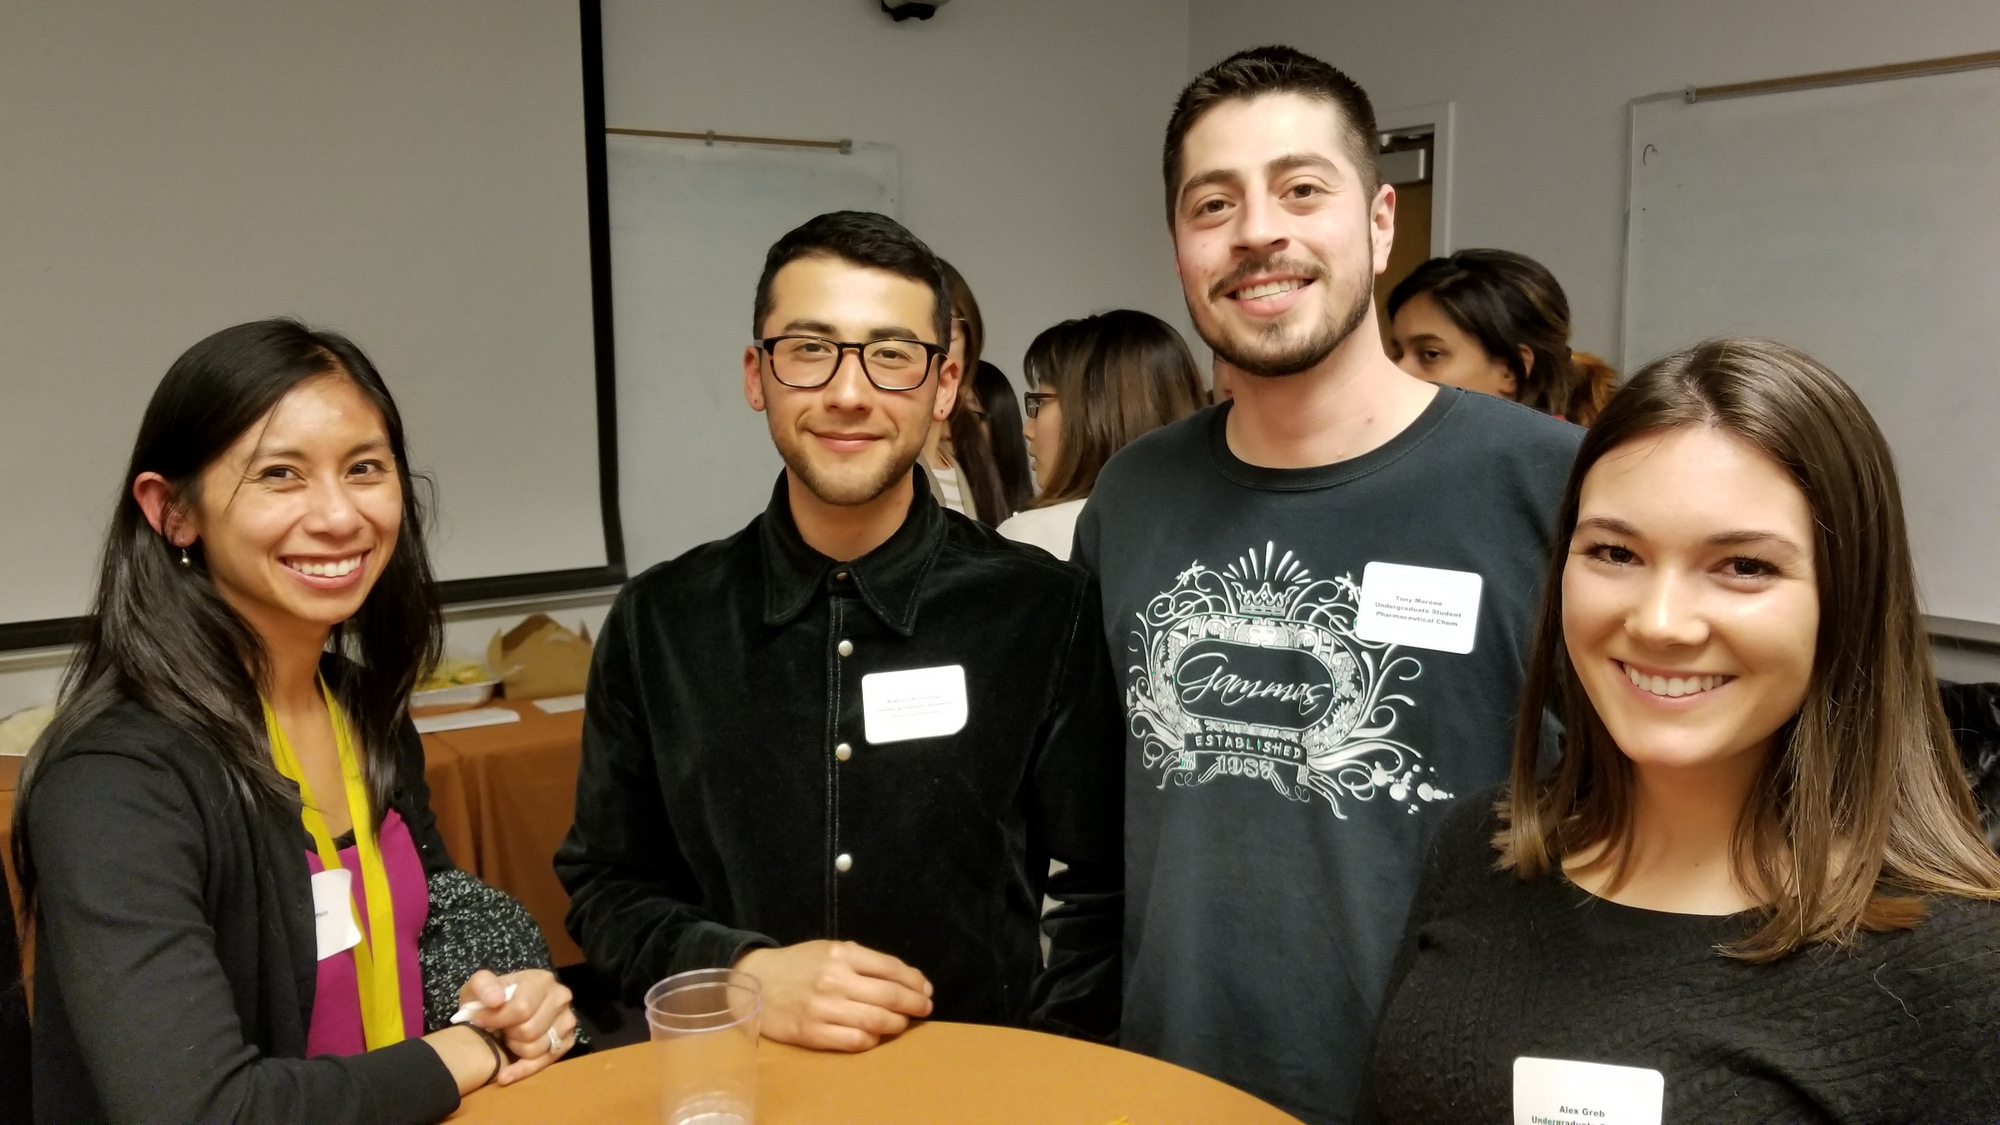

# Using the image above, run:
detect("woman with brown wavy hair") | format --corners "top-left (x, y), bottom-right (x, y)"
top-left (1361, 338), bottom-right (2000, 1123)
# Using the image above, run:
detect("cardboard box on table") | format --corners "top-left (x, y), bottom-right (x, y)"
top-left (487, 613), bottom-right (592, 702)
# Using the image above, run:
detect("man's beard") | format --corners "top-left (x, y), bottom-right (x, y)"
top-left (1193, 251), bottom-right (1374, 378)
top-left (777, 428), bottom-right (924, 508)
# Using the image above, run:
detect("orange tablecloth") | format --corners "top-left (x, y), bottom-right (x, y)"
top-left (2, 759), bottom-right (26, 992)
top-left (447, 1021), bottom-right (1305, 1124)
top-left (1, 757), bottom-right (18, 915)
top-left (419, 700), bottom-right (585, 967)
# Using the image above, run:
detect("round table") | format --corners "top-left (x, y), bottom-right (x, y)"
top-left (446, 1021), bottom-right (1303, 1124)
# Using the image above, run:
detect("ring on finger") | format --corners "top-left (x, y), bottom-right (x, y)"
top-left (548, 1026), bottom-right (563, 1053)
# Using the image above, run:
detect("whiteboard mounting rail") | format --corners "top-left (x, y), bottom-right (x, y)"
top-left (607, 126), bottom-right (854, 154)
top-left (1682, 49), bottom-right (2000, 103)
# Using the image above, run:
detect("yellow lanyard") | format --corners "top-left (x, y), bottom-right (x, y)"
top-left (263, 680), bottom-right (405, 1049)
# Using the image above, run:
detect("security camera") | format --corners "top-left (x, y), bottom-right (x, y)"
top-left (881, 0), bottom-right (949, 21)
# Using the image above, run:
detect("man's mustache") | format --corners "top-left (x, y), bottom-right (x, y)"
top-left (1208, 257), bottom-right (1327, 301)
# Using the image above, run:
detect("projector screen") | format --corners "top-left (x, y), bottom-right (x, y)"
top-left (0, 0), bottom-right (616, 646)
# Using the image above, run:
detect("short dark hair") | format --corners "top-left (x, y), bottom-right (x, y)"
top-left (1163, 46), bottom-right (1380, 223)
top-left (752, 211), bottom-right (952, 345)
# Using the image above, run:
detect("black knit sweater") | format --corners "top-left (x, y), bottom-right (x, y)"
top-left (1361, 790), bottom-right (2000, 1124)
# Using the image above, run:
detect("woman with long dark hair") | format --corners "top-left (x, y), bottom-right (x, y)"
top-left (1361, 338), bottom-right (2000, 1122)
top-left (13, 320), bottom-right (575, 1123)
top-left (998, 310), bottom-right (1206, 559)
top-left (926, 259), bottom-right (1020, 525)
top-left (1386, 249), bottom-right (1616, 425)
top-left (965, 360), bottom-right (1034, 517)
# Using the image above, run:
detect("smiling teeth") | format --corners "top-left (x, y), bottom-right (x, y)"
top-left (1625, 663), bottom-right (1727, 698)
top-left (1235, 279), bottom-right (1305, 300)
top-left (289, 556), bottom-right (361, 578)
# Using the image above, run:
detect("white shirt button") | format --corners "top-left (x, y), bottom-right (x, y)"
top-left (837, 639), bottom-right (854, 657)
top-left (834, 853), bottom-right (853, 873)
top-left (835, 742), bottom-right (852, 761)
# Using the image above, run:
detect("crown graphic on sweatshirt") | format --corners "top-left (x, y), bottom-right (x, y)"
top-left (1229, 579), bottom-right (1295, 618)
top-left (1223, 543), bottom-right (1313, 619)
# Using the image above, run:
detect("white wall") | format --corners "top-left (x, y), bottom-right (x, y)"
top-left (0, 0), bottom-right (1192, 710)
top-left (1188, 0), bottom-right (2000, 360)
top-left (600, 0), bottom-right (1194, 384)
top-left (1, 0), bottom-right (1198, 717)
top-left (11, 2), bottom-right (1999, 717)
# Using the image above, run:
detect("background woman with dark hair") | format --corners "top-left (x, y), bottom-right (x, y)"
top-left (1386, 248), bottom-right (1617, 425)
top-left (999, 310), bottom-right (1207, 559)
top-left (922, 259), bottom-right (1010, 525)
top-left (965, 360), bottom-right (1034, 517)
top-left (14, 320), bottom-right (574, 1123)
top-left (1362, 338), bottom-right (2000, 1123)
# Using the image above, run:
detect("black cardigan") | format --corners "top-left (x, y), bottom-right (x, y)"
top-left (2, 872), bottom-right (28, 1125)
top-left (24, 695), bottom-right (461, 1125)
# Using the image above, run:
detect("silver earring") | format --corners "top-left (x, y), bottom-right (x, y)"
top-left (179, 546), bottom-right (191, 568)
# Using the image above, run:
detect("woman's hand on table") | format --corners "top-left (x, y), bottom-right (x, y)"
top-left (735, 940), bottom-right (933, 1052)
top-left (460, 968), bottom-right (579, 1085)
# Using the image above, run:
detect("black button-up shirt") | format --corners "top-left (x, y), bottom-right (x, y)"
top-left (556, 471), bottom-right (1124, 1036)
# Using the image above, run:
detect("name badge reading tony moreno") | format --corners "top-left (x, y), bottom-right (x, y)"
top-left (862, 665), bottom-right (969, 744)
top-left (310, 867), bottom-right (365, 961)
top-left (1353, 561), bottom-right (1484, 654)
top-left (1513, 1056), bottom-right (1664, 1125)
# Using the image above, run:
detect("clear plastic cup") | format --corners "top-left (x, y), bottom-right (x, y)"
top-left (644, 968), bottom-right (761, 1125)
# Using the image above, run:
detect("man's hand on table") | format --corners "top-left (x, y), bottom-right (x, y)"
top-left (735, 940), bottom-right (933, 1051)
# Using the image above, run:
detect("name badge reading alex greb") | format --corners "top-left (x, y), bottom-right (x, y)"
top-left (862, 664), bottom-right (969, 744)
top-left (1513, 1057), bottom-right (1665, 1125)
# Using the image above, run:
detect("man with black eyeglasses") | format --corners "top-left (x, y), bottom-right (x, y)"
top-left (557, 211), bottom-right (1123, 1051)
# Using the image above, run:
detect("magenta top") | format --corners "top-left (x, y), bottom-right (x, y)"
top-left (303, 808), bottom-right (430, 1055)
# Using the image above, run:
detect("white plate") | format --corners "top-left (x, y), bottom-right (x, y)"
top-left (413, 707), bottom-right (521, 734)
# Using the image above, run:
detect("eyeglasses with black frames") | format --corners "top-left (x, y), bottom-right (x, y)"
top-left (1024, 391), bottom-right (1058, 419)
top-left (755, 335), bottom-right (945, 392)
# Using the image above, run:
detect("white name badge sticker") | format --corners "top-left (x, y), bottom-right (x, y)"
top-left (862, 665), bottom-right (969, 744)
top-left (1353, 561), bottom-right (1485, 654)
top-left (1513, 1057), bottom-right (1664, 1125)
top-left (310, 868), bottom-right (364, 961)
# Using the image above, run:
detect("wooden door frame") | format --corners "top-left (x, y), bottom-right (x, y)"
top-left (1376, 100), bottom-right (1455, 257)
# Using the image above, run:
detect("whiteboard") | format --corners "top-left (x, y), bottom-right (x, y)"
top-left (607, 135), bottom-right (899, 573)
top-left (1624, 67), bottom-right (2000, 630)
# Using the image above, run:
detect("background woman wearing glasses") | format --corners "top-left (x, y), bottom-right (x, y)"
top-left (1000, 309), bottom-right (1208, 560)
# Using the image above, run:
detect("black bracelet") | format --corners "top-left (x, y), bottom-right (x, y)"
top-left (468, 1025), bottom-right (509, 1087)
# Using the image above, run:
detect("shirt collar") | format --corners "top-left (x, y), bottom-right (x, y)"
top-left (759, 466), bottom-right (947, 637)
